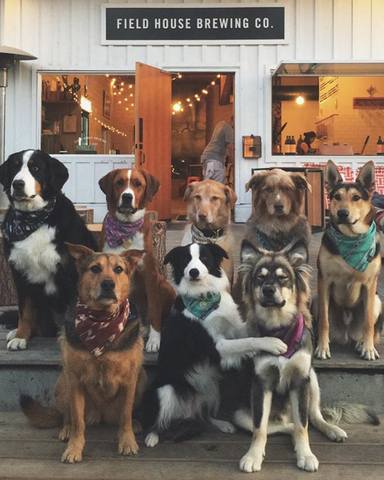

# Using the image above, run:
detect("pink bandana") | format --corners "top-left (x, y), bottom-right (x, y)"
top-left (104, 213), bottom-right (144, 249)
top-left (75, 298), bottom-right (130, 357)
top-left (259, 313), bottom-right (304, 359)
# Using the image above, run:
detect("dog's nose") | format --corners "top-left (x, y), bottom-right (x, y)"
top-left (262, 285), bottom-right (276, 298)
top-left (101, 279), bottom-right (115, 292)
top-left (274, 202), bottom-right (284, 212)
top-left (198, 212), bottom-right (207, 220)
top-left (337, 209), bottom-right (349, 220)
top-left (12, 180), bottom-right (25, 191)
top-left (122, 193), bottom-right (133, 204)
top-left (189, 268), bottom-right (200, 279)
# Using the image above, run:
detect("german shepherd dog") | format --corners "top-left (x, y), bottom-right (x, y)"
top-left (234, 240), bottom-right (347, 473)
top-left (20, 244), bottom-right (147, 463)
top-left (315, 160), bottom-right (383, 361)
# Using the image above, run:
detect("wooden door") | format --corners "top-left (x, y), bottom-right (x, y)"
top-left (135, 62), bottom-right (172, 220)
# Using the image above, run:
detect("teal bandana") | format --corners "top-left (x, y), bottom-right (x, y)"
top-left (257, 230), bottom-right (291, 251)
top-left (330, 222), bottom-right (377, 272)
top-left (182, 292), bottom-right (221, 320)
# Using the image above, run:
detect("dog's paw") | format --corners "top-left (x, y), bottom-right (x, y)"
top-left (6, 329), bottom-right (17, 341)
top-left (262, 337), bottom-right (288, 356)
top-left (133, 419), bottom-right (142, 434)
top-left (325, 425), bottom-right (348, 443)
top-left (216, 420), bottom-right (236, 434)
top-left (59, 426), bottom-right (71, 442)
top-left (61, 447), bottom-right (82, 463)
top-left (314, 344), bottom-right (331, 360)
top-left (7, 337), bottom-right (27, 351)
top-left (118, 436), bottom-right (139, 456)
top-left (356, 341), bottom-right (379, 360)
top-left (145, 432), bottom-right (159, 448)
top-left (239, 454), bottom-right (263, 473)
top-left (145, 327), bottom-right (161, 353)
top-left (297, 453), bottom-right (319, 472)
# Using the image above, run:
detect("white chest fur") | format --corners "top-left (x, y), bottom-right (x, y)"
top-left (9, 225), bottom-right (61, 295)
top-left (102, 230), bottom-right (145, 254)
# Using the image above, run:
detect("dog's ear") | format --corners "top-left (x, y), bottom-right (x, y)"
top-left (204, 243), bottom-right (229, 262)
top-left (245, 171), bottom-right (267, 192)
top-left (356, 161), bottom-right (375, 193)
top-left (284, 239), bottom-right (308, 267)
top-left (291, 173), bottom-right (312, 193)
top-left (0, 157), bottom-right (11, 190)
top-left (224, 185), bottom-right (238, 208)
top-left (47, 154), bottom-right (69, 191)
top-left (98, 170), bottom-right (116, 197)
top-left (140, 170), bottom-right (160, 203)
top-left (183, 182), bottom-right (197, 202)
top-left (65, 242), bottom-right (95, 268)
top-left (240, 239), bottom-right (265, 265)
top-left (121, 249), bottom-right (146, 271)
top-left (325, 160), bottom-right (343, 191)
top-left (164, 246), bottom-right (185, 265)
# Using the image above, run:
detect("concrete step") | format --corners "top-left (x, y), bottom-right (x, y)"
top-left (1, 330), bottom-right (383, 413)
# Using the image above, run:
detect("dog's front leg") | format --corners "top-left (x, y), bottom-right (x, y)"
top-left (6, 297), bottom-right (35, 351)
top-left (290, 377), bottom-right (319, 472)
top-left (61, 378), bottom-right (85, 464)
top-left (358, 278), bottom-right (380, 360)
top-left (315, 269), bottom-right (332, 360)
top-left (239, 375), bottom-right (272, 473)
top-left (118, 381), bottom-right (139, 456)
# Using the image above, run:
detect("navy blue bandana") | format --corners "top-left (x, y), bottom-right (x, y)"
top-left (182, 292), bottom-right (221, 320)
top-left (2, 198), bottom-right (56, 242)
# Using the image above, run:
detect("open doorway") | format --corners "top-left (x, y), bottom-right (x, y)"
top-left (170, 72), bottom-right (235, 220)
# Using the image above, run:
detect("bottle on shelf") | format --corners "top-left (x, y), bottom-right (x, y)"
top-left (285, 136), bottom-right (290, 155)
top-left (377, 136), bottom-right (383, 155)
top-left (291, 136), bottom-right (296, 155)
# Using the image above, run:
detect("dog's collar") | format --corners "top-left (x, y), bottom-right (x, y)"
top-left (258, 312), bottom-right (304, 359)
top-left (75, 298), bottom-right (132, 357)
top-left (181, 292), bottom-right (221, 320)
top-left (256, 229), bottom-right (291, 252)
top-left (190, 224), bottom-right (226, 244)
top-left (1, 197), bottom-right (56, 242)
top-left (330, 221), bottom-right (376, 272)
top-left (103, 213), bottom-right (144, 249)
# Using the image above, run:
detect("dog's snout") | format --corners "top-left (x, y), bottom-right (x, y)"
top-left (337, 209), bottom-right (349, 220)
top-left (13, 180), bottom-right (25, 191)
top-left (189, 268), bottom-right (200, 279)
top-left (198, 212), bottom-right (207, 220)
top-left (101, 279), bottom-right (115, 292)
top-left (122, 193), bottom-right (133, 204)
top-left (274, 202), bottom-right (284, 212)
top-left (262, 285), bottom-right (276, 298)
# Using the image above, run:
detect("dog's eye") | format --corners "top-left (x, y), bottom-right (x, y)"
top-left (334, 193), bottom-right (341, 201)
top-left (256, 274), bottom-right (265, 280)
top-left (134, 181), bottom-right (142, 187)
top-left (30, 165), bottom-right (39, 172)
top-left (200, 255), bottom-right (207, 262)
top-left (352, 195), bottom-right (360, 202)
top-left (114, 266), bottom-right (124, 274)
top-left (195, 194), bottom-right (202, 201)
top-left (265, 187), bottom-right (273, 193)
top-left (211, 196), bottom-right (219, 201)
top-left (116, 178), bottom-right (125, 186)
top-left (90, 265), bottom-right (101, 274)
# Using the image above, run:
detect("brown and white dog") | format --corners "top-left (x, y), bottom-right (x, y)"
top-left (98, 168), bottom-right (176, 353)
top-left (182, 180), bottom-right (238, 284)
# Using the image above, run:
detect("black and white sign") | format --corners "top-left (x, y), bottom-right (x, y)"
top-left (102, 5), bottom-right (285, 44)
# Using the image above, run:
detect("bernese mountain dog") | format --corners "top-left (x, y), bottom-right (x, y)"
top-left (0, 149), bottom-right (97, 350)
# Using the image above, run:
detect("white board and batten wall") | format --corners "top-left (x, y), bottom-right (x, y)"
top-left (2, 0), bottom-right (384, 222)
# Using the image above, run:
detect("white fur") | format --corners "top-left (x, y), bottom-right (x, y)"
top-left (9, 225), bottom-right (61, 295)
top-left (145, 326), bottom-right (161, 353)
top-left (11, 151), bottom-right (35, 198)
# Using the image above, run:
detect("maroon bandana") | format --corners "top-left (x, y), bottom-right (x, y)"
top-left (104, 212), bottom-right (144, 249)
top-left (75, 298), bottom-right (130, 357)
top-left (258, 313), bottom-right (304, 359)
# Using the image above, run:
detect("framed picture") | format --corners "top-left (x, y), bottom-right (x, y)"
top-left (103, 90), bottom-right (111, 119)
top-left (63, 115), bottom-right (77, 133)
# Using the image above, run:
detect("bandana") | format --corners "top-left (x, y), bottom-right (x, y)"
top-left (75, 298), bottom-right (130, 357)
top-left (1, 198), bottom-right (56, 242)
top-left (190, 224), bottom-right (227, 245)
top-left (181, 292), bottom-right (221, 320)
top-left (258, 313), bottom-right (304, 359)
top-left (330, 222), bottom-right (376, 272)
top-left (104, 213), bottom-right (144, 249)
top-left (256, 229), bottom-right (291, 252)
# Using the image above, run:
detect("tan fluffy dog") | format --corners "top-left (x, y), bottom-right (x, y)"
top-left (21, 245), bottom-right (147, 463)
top-left (182, 180), bottom-right (238, 284)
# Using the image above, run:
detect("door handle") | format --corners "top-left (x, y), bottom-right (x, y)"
top-left (139, 151), bottom-right (146, 165)
top-left (139, 117), bottom-right (143, 143)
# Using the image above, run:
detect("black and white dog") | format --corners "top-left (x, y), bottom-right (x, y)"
top-left (234, 240), bottom-right (347, 473)
top-left (143, 242), bottom-right (288, 448)
top-left (0, 149), bottom-right (97, 350)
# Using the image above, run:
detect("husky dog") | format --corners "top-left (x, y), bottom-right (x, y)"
top-left (234, 240), bottom-right (347, 473)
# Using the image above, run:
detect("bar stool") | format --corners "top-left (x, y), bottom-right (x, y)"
top-left (187, 176), bottom-right (200, 185)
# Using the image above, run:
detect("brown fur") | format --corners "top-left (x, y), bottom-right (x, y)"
top-left (21, 245), bottom-right (148, 463)
top-left (182, 180), bottom-right (237, 283)
top-left (315, 160), bottom-right (383, 361)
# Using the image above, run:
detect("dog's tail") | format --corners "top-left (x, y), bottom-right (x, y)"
top-left (321, 403), bottom-right (380, 426)
top-left (0, 309), bottom-right (18, 329)
top-left (20, 394), bottom-right (62, 428)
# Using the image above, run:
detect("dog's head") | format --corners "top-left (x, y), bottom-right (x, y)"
top-left (66, 243), bottom-right (145, 312)
top-left (98, 168), bottom-right (160, 222)
top-left (325, 160), bottom-right (375, 234)
top-left (245, 169), bottom-right (310, 224)
top-left (0, 149), bottom-right (68, 210)
top-left (164, 243), bottom-right (229, 296)
top-left (240, 239), bottom-right (311, 328)
top-left (183, 180), bottom-right (237, 229)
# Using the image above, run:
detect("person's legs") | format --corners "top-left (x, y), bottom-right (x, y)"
top-left (203, 160), bottom-right (225, 184)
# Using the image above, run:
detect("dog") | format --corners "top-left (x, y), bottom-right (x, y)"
top-left (143, 242), bottom-right (289, 448)
top-left (314, 160), bottom-right (383, 361)
top-left (182, 180), bottom-right (238, 284)
top-left (98, 168), bottom-right (176, 353)
top-left (0, 149), bottom-right (97, 351)
top-left (20, 244), bottom-right (147, 463)
top-left (234, 239), bottom-right (347, 473)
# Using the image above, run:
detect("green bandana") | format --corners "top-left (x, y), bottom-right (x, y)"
top-left (181, 292), bottom-right (221, 320)
top-left (330, 222), bottom-right (377, 272)
top-left (257, 230), bottom-right (291, 251)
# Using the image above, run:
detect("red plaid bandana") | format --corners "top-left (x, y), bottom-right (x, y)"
top-left (75, 298), bottom-right (130, 357)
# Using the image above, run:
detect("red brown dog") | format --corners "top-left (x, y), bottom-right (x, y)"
top-left (98, 168), bottom-right (176, 352)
